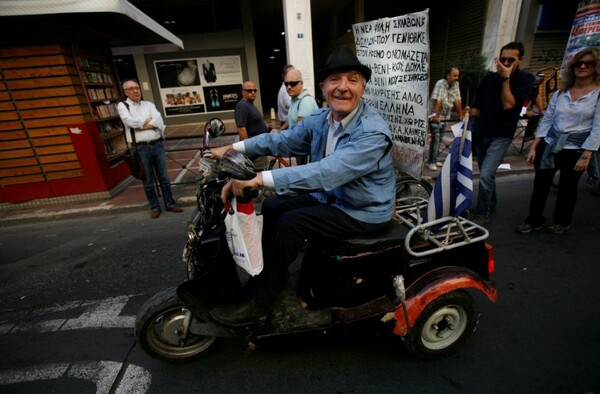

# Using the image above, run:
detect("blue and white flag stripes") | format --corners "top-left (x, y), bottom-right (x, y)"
top-left (424, 117), bottom-right (473, 222)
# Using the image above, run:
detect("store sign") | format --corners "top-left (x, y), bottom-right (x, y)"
top-left (154, 56), bottom-right (243, 117)
top-left (353, 10), bottom-right (430, 179)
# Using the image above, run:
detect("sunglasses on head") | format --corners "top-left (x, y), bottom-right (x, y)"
top-left (499, 57), bottom-right (517, 64)
top-left (572, 60), bottom-right (597, 69)
top-left (284, 80), bottom-right (301, 87)
top-left (243, 89), bottom-right (258, 93)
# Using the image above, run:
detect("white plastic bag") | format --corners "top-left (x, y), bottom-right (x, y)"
top-left (224, 196), bottom-right (264, 276)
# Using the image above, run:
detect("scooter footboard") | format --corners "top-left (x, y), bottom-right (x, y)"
top-left (391, 267), bottom-right (497, 336)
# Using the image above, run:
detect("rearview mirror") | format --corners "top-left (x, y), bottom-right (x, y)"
top-left (203, 118), bottom-right (226, 150)
top-left (205, 118), bottom-right (225, 138)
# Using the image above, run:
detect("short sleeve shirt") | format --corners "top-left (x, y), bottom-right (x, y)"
top-left (234, 99), bottom-right (269, 137)
top-left (288, 90), bottom-right (319, 128)
top-left (430, 79), bottom-right (461, 119)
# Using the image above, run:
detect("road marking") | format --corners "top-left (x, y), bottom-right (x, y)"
top-left (0, 295), bottom-right (136, 335)
top-left (0, 361), bottom-right (151, 393)
top-left (174, 149), bottom-right (203, 183)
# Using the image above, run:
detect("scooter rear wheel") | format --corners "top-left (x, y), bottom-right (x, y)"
top-left (135, 287), bottom-right (220, 363)
top-left (404, 290), bottom-right (478, 360)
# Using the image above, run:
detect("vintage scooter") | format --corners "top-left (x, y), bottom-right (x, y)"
top-left (134, 118), bottom-right (498, 362)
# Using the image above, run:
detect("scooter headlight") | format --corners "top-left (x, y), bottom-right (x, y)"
top-left (186, 223), bottom-right (203, 243)
top-left (187, 230), bottom-right (196, 242)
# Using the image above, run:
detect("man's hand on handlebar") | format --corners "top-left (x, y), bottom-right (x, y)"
top-left (221, 173), bottom-right (264, 204)
top-left (210, 144), bottom-right (233, 159)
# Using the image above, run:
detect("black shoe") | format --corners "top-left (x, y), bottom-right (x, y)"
top-left (515, 222), bottom-right (543, 234)
top-left (546, 223), bottom-right (570, 234)
top-left (210, 298), bottom-right (268, 327)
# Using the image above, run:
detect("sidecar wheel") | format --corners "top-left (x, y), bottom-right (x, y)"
top-left (135, 287), bottom-right (220, 363)
top-left (404, 290), bottom-right (478, 360)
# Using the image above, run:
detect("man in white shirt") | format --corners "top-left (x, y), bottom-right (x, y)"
top-left (276, 64), bottom-right (294, 125)
top-left (117, 80), bottom-right (183, 219)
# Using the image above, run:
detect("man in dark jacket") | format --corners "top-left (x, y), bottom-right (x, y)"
top-left (471, 42), bottom-right (535, 224)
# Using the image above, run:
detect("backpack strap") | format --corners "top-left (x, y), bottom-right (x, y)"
top-left (122, 101), bottom-right (137, 145)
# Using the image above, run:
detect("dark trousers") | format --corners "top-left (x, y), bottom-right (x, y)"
top-left (253, 194), bottom-right (389, 306)
top-left (526, 141), bottom-right (585, 227)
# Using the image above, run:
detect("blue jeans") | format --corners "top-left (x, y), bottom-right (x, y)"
top-left (428, 122), bottom-right (442, 164)
top-left (134, 142), bottom-right (177, 211)
top-left (474, 136), bottom-right (512, 216)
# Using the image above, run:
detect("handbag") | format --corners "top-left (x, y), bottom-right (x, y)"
top-left (224, 196), bottom-right (264, 276)
top-left (123, 149), bottom-right (145, 180)
top-left (122, 102), bottom-right (145, 180)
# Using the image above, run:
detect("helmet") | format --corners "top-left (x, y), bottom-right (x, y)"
top-left (219, 150), bottom-right (257, 180)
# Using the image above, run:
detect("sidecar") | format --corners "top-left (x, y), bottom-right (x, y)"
top-left (292, 196), bottom-right (497, 359)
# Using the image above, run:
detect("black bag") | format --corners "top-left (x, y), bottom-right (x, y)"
top-left (122, 101), bottom-right (145, 180)
top-left (123, 149), bottom-right (145, 179)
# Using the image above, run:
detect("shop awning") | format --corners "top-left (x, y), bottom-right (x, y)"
top-left (0, 0), bottom-right (184, 49)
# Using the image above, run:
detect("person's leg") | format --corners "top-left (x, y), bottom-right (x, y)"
top-left (211, 195), bottom-right (320, 325)
top-left (475, 137), bottom-right (512, 216)
top-left (553, 150), bottom-right (584, 226)
top-left (428, 122), bottom-right (442, 165)
top-left (256, 195), bottom-right (320, 301)
top-left (256, 199), bottom-right (388, 306)
top-left (524, 140), bottom-right (556, 226)
top-left (137, 145), bottom-right (161, 212)
top-left (152, 143), bottom-right (178, 210)
top-left (212, 195), bottom-right (389, 325)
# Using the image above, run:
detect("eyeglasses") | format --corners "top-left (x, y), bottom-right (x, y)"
top-left (243, 89), bottom-right (258, 93)
top-left (572, 60), bottom-right (597, 69)
top-left (499, 57), bottom-right (517, 64)
top-left (284, 80), bottom-right (301, 87)
top-left (124, 86), bottom-right (140, 91)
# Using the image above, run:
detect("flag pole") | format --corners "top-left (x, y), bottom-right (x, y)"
top-left (459, 112), bottom-right (470, 154)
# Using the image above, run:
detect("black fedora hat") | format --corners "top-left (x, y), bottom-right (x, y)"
top-left (317, 46), bottom-right (372, 82)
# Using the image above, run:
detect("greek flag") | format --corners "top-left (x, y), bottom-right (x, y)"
top-left (424, 117), bottom-right (473, 222)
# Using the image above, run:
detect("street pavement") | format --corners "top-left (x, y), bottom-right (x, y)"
top-left (0, 124), bottom-right (535, 225)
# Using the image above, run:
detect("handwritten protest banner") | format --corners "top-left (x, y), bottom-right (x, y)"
top-left (353, 10), bottom-right (429, 179)
top-left (561, 0), bottom-right (600, 78)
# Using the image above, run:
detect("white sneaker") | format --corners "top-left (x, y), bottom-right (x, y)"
top-left (436, 162), bottom-right (443, 167)
top-left (428, 163), bottom-right (437, 171)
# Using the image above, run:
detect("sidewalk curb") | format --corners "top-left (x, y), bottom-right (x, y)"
top-left (0, 199), bottom-right (197, 226)
top-left (0, 167), bottom-right (534, 226)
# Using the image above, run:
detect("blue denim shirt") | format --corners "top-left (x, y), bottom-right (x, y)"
top-left (243, 101), bottom-right (395, 224)
top-left (536, 87), bottom-right (600, 152)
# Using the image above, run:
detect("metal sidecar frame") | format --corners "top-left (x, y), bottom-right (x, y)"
top-left (395, 197), bottom-right (489, 257)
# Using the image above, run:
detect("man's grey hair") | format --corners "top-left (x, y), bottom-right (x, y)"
top-left (285, 68), bottom-right (303, 81)
top-left (122, 79), bottom-right (139, 89)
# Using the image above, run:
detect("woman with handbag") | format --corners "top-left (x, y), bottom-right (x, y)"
top-left (516, 47), bottom-right (600, 234)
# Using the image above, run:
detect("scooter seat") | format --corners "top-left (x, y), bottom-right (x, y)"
top-left (322, 220), bottom-right (409, 255)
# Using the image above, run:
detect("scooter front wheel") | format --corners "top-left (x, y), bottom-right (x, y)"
top-left (404, 290), bottom-right (478, 360)
top-left (135, 287), bottom-right (220, 363)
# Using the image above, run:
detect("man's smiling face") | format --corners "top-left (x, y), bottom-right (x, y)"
top-left (320, 70), bottom-right (365, 121)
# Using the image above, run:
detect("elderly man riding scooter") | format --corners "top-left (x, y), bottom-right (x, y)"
top-left (209, 46), bottom-right (396, 327)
